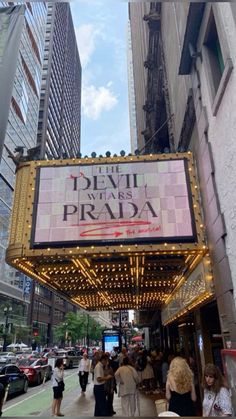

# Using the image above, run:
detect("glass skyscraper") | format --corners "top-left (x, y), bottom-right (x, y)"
top-left (0, 2), bottom-right (82, 346)
top-left (37, 3), bottom-right (81, 159)
top-left (0, 3), bottom-right (47, 324)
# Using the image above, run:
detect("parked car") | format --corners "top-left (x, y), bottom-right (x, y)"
top-left (0, 364), bottom-right (28, 397)
top-left (43, 350), bottom-right (57, 359)
top-left (15, 351), bottom-right (24, 360)
top-left (0, 352), bottom-right (17, 364)
top-left (18, 358), bottom-right (52, 385)
top-left (54, 349), bottom-right (80, 368)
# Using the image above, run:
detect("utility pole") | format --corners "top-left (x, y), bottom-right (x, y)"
top-left (86, 314), bottom-right (89, 350)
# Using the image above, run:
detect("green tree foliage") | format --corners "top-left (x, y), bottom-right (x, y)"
top-left (87, 316), bottom-right (103, 342)
top-left (54, 312), bottom-right (103, 346)
top-left (11, 325), bottom-right (31, 343)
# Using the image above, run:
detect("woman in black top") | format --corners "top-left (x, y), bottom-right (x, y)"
top-left (166, 356), bottom-right (197, 416)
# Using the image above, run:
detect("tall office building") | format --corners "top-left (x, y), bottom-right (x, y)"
top-left (37, 3), bottom-right (81, 159)
top-left (29, 3), bottom-right (82, 345)
top-left (0, 3), bottom-right (47, 327)
top-left (0, 3), bottom-right (82, 346)
top-left (128, 3), bottom-right (150, 152)
top-left (127, 21), bottom-right (138, 154)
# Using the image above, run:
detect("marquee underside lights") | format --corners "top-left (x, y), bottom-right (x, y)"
top-left (6, 152), bottom-right (211, 314)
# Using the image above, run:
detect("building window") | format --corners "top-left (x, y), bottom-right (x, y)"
top-left (54, 309), bottom-right (64, 320)
top-left (21, 54), bottom-right (38, 98)
top-left (34, 66), bottom-right (41, 96)
top-left (204, 11), bottom-right (224, 94)
top-left (19, 81), bottom-right (28, 124)
top-left (0, 175), bottom-right (13, 207)
top-left (201, 6), bottom-right (234, 115)
top-left (26, 3), bottom-right (33, 15)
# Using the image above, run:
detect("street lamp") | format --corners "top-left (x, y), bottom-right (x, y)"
top-left (3, 307), bottom-right (12, 352)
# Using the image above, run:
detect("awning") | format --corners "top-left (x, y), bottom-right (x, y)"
top-left (131, 335), bottom-right (143, 342)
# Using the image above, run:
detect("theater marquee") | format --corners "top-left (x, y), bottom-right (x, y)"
top-left (32, 159), bottom-right (196, 247)
top-left (6, 153), bottom-right (208, 311)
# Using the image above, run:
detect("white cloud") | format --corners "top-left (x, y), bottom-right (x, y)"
top-left (75, 24), bottom-right (103, 68)
top-left (81, 117), bottom-right (130, 156)
top-left (82, 83), bottom-right (118, 120)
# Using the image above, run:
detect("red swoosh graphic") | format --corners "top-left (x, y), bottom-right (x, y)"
top-left (72, 221), bottom-right (152, 238)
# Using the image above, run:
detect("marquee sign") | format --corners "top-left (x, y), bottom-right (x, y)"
top-left (6, 153), bottom-right (207, 311)
top-left (31, 158), bottom-right (196, 247)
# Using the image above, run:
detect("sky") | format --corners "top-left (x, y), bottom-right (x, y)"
top-left (70, 1), bottom-right (131, 157)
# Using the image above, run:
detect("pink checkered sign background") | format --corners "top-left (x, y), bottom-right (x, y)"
top-left (32, 159), bottom-right (194, 245)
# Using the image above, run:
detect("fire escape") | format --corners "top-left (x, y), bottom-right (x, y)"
top-left (142, 3), bottom-right (174, 154)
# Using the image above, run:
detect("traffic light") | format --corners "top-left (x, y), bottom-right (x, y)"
top-left (32, 321), bottom-right (39, 337)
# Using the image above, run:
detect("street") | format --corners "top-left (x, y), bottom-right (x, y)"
top-left (2, 370), bottom-right (157, 417)
top-left (3, 369), bottom-right (78, 417)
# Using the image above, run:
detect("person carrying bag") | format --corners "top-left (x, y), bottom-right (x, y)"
top-left (202, 363), bottom-right (232, 417)
top-left (51, 358), bottom-right (65, 417)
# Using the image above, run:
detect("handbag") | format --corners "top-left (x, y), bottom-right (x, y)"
top-left (56, 379), bottom-right (65, 391)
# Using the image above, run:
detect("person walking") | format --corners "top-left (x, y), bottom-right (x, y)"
top-left (165, 356), bottom-right (196, 416)
top-left (202, 363), bottom-right (232, 416)
top-left (115, 357), bottom-right (140, 416)
top-left (51, 358), bottom-right (65, 417)
top-left (94, 354), bottom-right (112, 416)
top-left (78, 352), bottom-right (90, 395)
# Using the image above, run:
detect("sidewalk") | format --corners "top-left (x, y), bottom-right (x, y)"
top-left (39, 377), bottom-right (159, 417)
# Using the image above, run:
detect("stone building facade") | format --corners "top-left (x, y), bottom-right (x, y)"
top-left (162, 1), bottom-right (236, 348)
top-left (129, 3), bottom-right (236, 404)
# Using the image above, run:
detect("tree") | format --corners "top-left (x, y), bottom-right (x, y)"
top-left (53, 312), bottom-right (103, 346)
top-left (11, 325), bottom-right (31, 343)
top-left (87, 316), bottom-right (103, 343)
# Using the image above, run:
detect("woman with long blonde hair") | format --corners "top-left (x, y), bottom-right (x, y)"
top-left (166, 356), bottom-right (197, 416)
